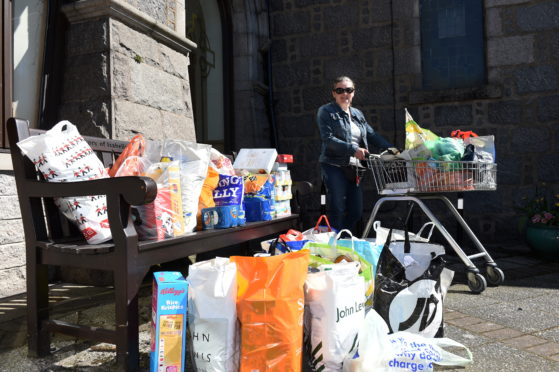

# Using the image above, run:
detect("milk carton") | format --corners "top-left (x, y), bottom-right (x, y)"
top-left (150, 271), bottom-right (188, 372)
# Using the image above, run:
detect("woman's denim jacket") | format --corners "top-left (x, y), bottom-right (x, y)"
top-left (317, 102), bottom-right (392, 166)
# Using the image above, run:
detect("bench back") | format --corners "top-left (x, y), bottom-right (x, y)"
top-left (7, 118), bottom-right (128, 243)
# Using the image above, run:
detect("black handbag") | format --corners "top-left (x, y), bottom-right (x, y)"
top-left (341, 165), bottom-right (367, 185)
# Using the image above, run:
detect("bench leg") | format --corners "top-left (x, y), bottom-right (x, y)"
top-left (27, 262), bottom-right (51, 357)
top-left (115, 275), bottom-right (140, 371)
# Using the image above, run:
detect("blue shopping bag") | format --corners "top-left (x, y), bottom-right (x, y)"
top-left (329, 229), bottom-right (383, 278)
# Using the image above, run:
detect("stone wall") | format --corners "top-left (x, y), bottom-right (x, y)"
top-left (270, 0), bottom-right (559, 243)
top-left (0, 0), bottom-right (196, 297)
top-left (0, 174), bottom-right (25, 297)
top-left (61, 0), bottom-right (196, 141)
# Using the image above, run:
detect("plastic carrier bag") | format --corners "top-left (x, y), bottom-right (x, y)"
top-left (306, 235), bottom-right (374, 303)
top-left (108, 134), bottom-right (145, 177)
top-left (404, 109), bottom-right (439, 151)
top-left (187, 257), bottom-right (239, 372)
top-left (302, 214), bottom-right (338, 243)
top-left (230, 250), bottom-right (309, 372)
top-left (328, 229), bottom-right (383, 307)
top-left (374, 229), bottom-right (454, 338)
top-left (343, 310), bottom-right (472, 372)
top-left (134, 160), bottom-right (183, 240)
top-left (161, 139), bottom-right (211, 233)
top-left (16, 120), bottom-right (112, 244)
top-left (305, 261), bottom-right (365, 372)
top-left (374, 221), bottom-right (436, 246)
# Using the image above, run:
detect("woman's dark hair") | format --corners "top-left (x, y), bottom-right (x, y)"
top-left (332, 76), bottom-right (355, 89)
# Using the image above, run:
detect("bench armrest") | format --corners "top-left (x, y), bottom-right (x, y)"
top-left (23, 176), bottom-right (157, 206)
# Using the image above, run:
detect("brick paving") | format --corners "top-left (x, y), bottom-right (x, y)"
top-left (441, 242), bottom-right (559, 370)
top-left (0, 241), bottom-right (557, 370)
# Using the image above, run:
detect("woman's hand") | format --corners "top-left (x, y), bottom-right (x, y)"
top-left (354, 148), bottom-right (369, 160)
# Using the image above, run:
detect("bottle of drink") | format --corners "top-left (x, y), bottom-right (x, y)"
top-left (320, 178), bottom-right (327, 215)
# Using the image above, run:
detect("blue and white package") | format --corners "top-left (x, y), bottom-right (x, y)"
top-left (243, 196), bottom-right (273, 222)
top-left (212, 175), bottom-right (245, 226)
top-left (214, 174), bottom-right (244, 206)
top-left (150, 271), bottom-right (188, 372)
top-left (201, 205), bottom-right (241, 229)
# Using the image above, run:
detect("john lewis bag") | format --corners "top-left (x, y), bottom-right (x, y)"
top-left (187, 257), bottom-right (239, 372)
top-left (17, 120), bottom-right (111, 244)
top-left (305, 261), bottom-right (365, 372)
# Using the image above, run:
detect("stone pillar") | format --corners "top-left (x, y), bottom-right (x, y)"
top-left (0, 174), bottom-right (26, 297)
top-left (61, 0), bottom-right (197, 141)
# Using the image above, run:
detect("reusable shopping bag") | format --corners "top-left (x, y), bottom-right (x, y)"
top-left (187, 257), bottom-right (239, 372)
top-left (342, 309), bottom-right (472, 372)
top-left (374, 229), bottom-right (454, 338)
top-left (302, 214), bottom-right (338, 243)
top-left (373, 221), bottom-right (436, 246)
top-left (259, 229), bottom-right (308, 255)
top-left (16, 120), bottom-right (112, 244)
top-left (230, 250), bottom-right (310, 372)
top-left (305, 236), bottom-right (375, 303)
top-left (328, 229), bottom-right (383, 308)
top-left (305, 261), bottom-right (365, 372)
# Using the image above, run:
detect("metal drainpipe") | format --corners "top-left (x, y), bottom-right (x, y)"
top-left (390, 0), bottom-right (398, 147)
top-left (265, 0), bottom-right (280, 151)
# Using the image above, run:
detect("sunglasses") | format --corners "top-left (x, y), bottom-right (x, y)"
top-left (333, 87), bottom-right (355, 94)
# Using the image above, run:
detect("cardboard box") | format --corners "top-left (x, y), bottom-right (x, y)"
top-left (150, 272), bottom-right (188, 372)
top-left (233, 148), bottom-right (278, 174)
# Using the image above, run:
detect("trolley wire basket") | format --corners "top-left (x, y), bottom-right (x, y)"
top-left (366, 156), bottom-right (497, 194)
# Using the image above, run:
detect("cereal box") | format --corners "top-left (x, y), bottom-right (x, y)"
top-left (150, 271), bottom-right (188, 372)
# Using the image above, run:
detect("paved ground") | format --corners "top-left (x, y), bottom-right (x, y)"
top-left (0, 242), bottom-right (558, 371)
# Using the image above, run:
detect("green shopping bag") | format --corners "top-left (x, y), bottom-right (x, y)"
top-left (305, 234), bottom-right (374, 304)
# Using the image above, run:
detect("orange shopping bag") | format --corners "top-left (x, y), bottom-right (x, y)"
top-left (108, 134), bottom-right (146, 177)
top-left (231, 250), bottom-right (310, 372)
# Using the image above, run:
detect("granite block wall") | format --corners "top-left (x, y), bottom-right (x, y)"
top-left (270, 0), bottom-right (559, 243)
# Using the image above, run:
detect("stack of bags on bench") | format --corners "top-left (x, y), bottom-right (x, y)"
top-left (16, 121), bottom-right (294, 243)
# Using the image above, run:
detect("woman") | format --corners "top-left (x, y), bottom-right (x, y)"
top-left (317, 76), bottom-right (394, 233)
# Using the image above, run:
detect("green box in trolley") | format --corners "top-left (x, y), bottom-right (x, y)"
top-left (150, 271), bottom-right (188, 372)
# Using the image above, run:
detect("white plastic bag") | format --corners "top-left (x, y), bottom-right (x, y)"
top-left (302, 215), bottom-right (338, 243)
top-left (305, 261), bottom-right (365, 372)
top-left (161, 139), bottom-right (211, 233)
top-left (373, 221), bottom-right (436, 247)
top-left (17, 120), bottom-right (111, 244)
top-left (343, 310), bottom-right (472, 372)
top-left (187, 257), bottom-right (239, 372)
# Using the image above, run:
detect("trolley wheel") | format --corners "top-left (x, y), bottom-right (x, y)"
top-left (485, 266), bottom-right (505, 286)
top-left (467, 272), bottom-right (487, 294)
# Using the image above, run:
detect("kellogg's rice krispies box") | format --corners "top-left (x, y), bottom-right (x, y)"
top-left (150, 271), bottom-right (188, 372)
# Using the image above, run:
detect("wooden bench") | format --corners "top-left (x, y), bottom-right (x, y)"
top-left (7, 117), bottom-right (303, 370)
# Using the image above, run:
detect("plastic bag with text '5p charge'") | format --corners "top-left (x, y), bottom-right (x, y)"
top-left (343, 309), bottom-right (472, 372)
top-left (230, 250), bottom-right (310, 372)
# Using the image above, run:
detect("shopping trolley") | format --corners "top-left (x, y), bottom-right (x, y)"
top-left (363, 155), bottom-right (504, 294)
